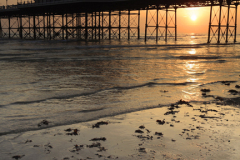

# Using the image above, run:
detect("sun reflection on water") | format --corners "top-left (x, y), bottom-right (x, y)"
top-left (181, 49), bottom-right (207, 101)
top-left (183, 61), bottom-right (202, 75)
top-left (187, 77), bottom-right (198, 83)
top-left (188, 49), bottom-right (196, 54)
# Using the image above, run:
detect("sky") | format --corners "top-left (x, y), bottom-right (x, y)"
top-left (177, 7), bottom-right (210, 34)
top-left (1, 0), bottom-right (240, 34)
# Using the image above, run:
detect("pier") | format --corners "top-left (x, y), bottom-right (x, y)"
top-left (0, 0), bottom-right (239, 43)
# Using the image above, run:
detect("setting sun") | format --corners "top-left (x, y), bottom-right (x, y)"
top-left (191, 15), bottom-right (197, 21)
top-left (177, 7), bottom-right (210, 33)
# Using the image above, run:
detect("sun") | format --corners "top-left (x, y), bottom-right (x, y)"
top-left (191, 15), bottom-right (197, 21)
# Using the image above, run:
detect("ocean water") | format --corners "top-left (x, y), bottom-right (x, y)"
top-left (0, 34), bottom-right (240, 136)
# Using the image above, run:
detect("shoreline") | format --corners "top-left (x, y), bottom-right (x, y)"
top-left (1, 100), bottom-right (240, 160)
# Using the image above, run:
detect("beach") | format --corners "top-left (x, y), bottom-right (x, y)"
top-left (1, 96), bottom-right (240, 160)
top-left (0, 35), bottom-right (240, 159)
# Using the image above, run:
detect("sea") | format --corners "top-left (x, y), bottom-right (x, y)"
top-left (0, 34), bottom-right (240, 136)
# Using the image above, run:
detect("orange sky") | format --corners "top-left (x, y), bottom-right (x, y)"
top-left (1, 0), bottom-right (240, 34)
top-left (177, 7), bottom-right (210, 34)
top-left (141, 7), bottom-right (240, 34)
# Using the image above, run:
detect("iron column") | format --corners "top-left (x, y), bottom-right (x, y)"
top-left (208, 3), bottom-right (213, 43)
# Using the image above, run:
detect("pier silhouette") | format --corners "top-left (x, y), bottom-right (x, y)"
top-left (0, 0), bottom-right (239, 43)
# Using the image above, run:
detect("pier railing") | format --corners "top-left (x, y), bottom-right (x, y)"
top-left (1, 0), bottom-right (129, 10)
top-left (0, 0), bottom-right (239, 11)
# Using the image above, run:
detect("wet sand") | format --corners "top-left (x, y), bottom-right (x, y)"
top-left (1, 97), bottom-right (240, 160)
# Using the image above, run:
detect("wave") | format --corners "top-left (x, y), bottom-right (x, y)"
top-left (78, 107), bottom-right (106, 113)
top-left (199, 80), bottom-right (238, 86)
top-left (177, 56), bottom-right (220, 60)
top-left (0, 53), bottom-right (33, 56)
top-left (75, 44), bottom-right (204, 49)
top-left (2, 95), bottom-right (239, 137)
top-left (0, 103), bottom-right (167, 136)
top-left (9, 43), bottom-right (204, 52)
top-left (2, 81), bottom-right (195, 107)
top-left (0, 57), bottom-right (48, 62)
top-left (6, 41), bottom-right (240, 54)
top-left (13, 47), bottom-right (66, 51)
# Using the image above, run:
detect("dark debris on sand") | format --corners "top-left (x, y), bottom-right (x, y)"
top-left (146, 129), bottom-right (151, 133)
top-left (90, 137), bottom-right (106, 141)
top-left (193, 108), bottom-right (218, 113)
top-left (177, 99), bottom-right (193, 107)
top-left (215, 96), bottom-right (225, 101)
top-left (87, 142), bottom-right (101, 148)
top-left (164, 100), bottom-right (194, 115)
top-left (135, 135), bottom-right (153, 140)
top-left (38, 120), bottom-right (49, 127)
top-left (201, 89), bottom-right (211, 92)
top-left (168, 104), bottom-right (180, 110)
top-left (12, 155), bottom-right (25, 160)
top-left (135, 129), bottom-right (144, 133)
top-left (139, 125), bottom-right (145, 129)
top-left (156, 119), bottom-right (165, 125)
top-left (164, 110), bottom-right (179, 115)
top-left (44, 143), bottom-right (53, 154)
top-left (155, 132), bottom-right (163, 136)
top-left (64, 128), bottom-right (79, 135)
top-left (134, 126), bottom-right (153, 140)
top-left (97, 147), bottom-right (107, 152)
top-left (25, 140), bottom-right (32, 143)
top-left (71, 142), bottom-right (108, 154)
top-left (221, 81), bottom-right (235, 85)
top-left (198, 115), bottom-right (220, 119)
top-left (92, 121), bottom-right (108, 128)
top-left (177, 99), bottom-right (190, 105)
top-left (138, 147), bottom-right (147, 153)
top-left (228, 89), bottom-right (239, 95)
top-left (72, 144), bottom-right (84, 151)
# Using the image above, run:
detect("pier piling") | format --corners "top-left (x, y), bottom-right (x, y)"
top-left (0, 0), bottom-right (239, 43)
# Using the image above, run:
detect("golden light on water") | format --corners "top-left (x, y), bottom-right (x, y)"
top-left (181, 49), bottom-right (207, 101)
top-left (182, 60), bottom-right (201, 100)
top-left (188, 49), bottom-right (196, 54)
top-left (187, 77), bottom-right (198, 83)
top-left (184, 61), bottom-right (199, 75)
